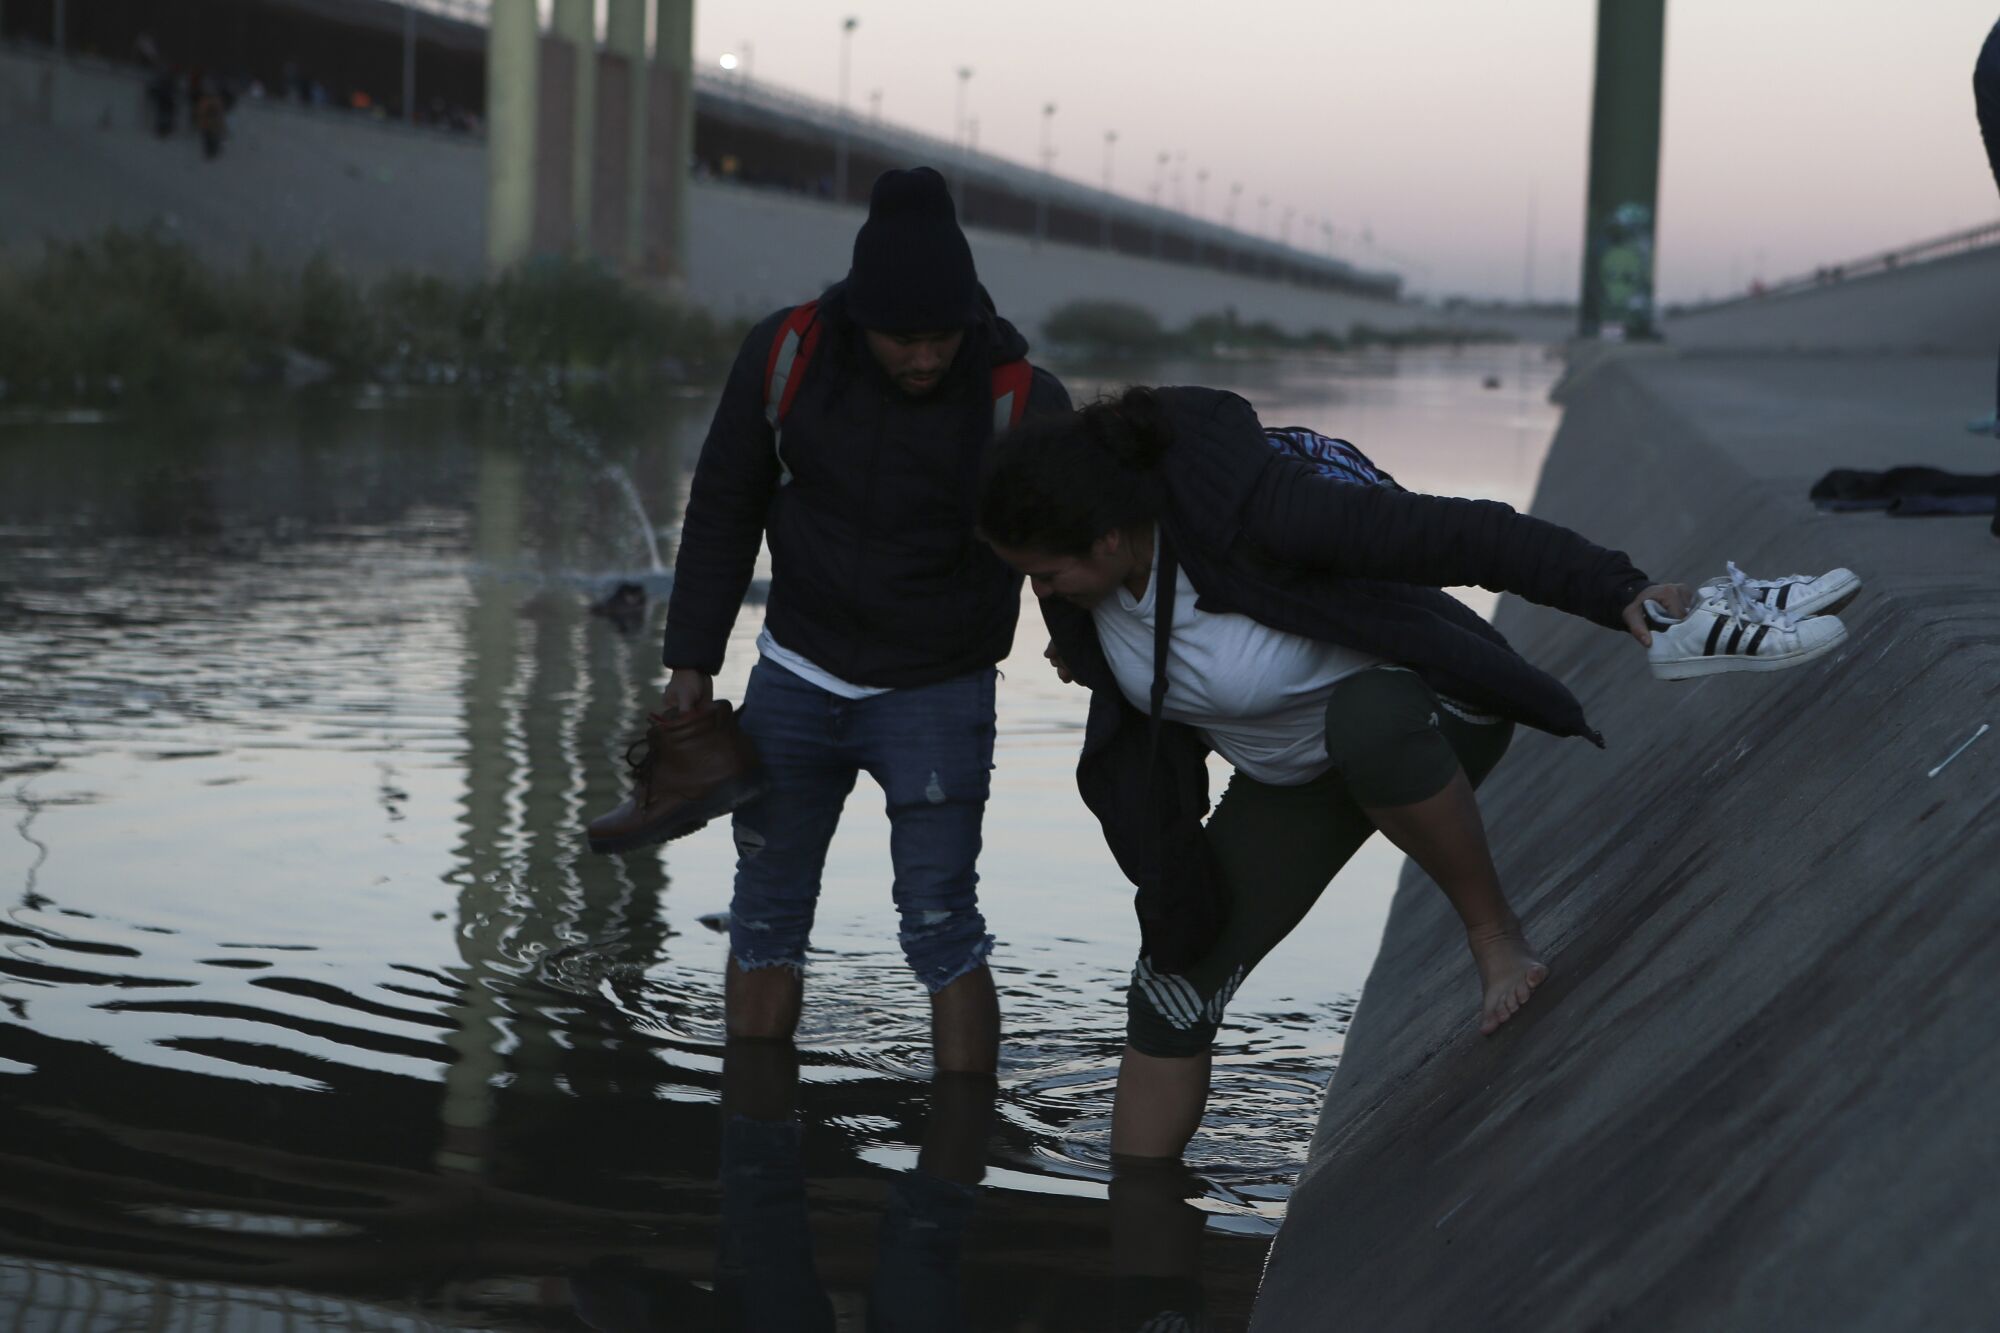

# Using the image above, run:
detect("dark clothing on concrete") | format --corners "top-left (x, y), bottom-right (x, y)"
top-left (1125, 667), bottom-right (1513, 1058)
top-left (662, 282), bottom-right (1071, 687)
top-left (1041, 386), bottom-right (1648, 970)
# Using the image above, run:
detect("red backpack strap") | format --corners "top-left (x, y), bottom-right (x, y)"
top-left (989, 359), bottom-right (1034, 433)
top-left (762, 300), bottom-right (821, 484)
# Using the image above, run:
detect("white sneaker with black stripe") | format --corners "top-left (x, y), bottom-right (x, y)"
top-left (1647, 565), bottom-right (1849, 681)
top-left (1695, 564), bottom-right (1862, 619)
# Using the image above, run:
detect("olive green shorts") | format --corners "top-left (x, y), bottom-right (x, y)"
top-left (1126, 666), bottom-right (1514, 1058)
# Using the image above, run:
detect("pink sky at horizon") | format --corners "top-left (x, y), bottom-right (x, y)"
top-left (689, 1), bottom-right (2000, 303)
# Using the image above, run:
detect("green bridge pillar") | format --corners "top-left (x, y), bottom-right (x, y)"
top-left (485, 0), bottom-right (540, 273)
top-left (551, 0), bottom-right (598, 256)
top-left (1578, 0), bottom-right (1666, 340)
top-left (655, 0), bottom-right (695, 284)
top-left (607, 0), bottom-right (649, 273)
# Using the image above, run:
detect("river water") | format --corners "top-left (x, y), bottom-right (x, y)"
top-left (0, 345), bottom-right (1559, 1331)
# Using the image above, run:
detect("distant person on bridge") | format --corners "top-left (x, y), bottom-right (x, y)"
top-left (974, 388), bottom-right (1848, 1158)
top-left (589, 168), bottom-right (1071, 1074)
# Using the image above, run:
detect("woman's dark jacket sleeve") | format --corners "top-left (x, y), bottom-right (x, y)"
top-left (1243, 470), bottom-right (1649, 631)
top-left (1224, 402), bottom-right (1650, 632)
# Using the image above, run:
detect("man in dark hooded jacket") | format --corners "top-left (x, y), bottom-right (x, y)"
top-left (657, 168), bottom-right (1070, 1071)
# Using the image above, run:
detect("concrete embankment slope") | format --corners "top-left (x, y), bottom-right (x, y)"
top-left (1252, 350), bottom-right (2000, 1332)
top-left (1664, 241), bottom-right (2000, 355)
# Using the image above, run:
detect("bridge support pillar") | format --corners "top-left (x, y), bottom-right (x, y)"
top-left (485, 0), bottom-right (540, 273)
top-left (607, 0), bottom-right (648, 273)
top-left (653, 0), bottom-right (695, 284)
top-left (1578, 0), bottom-right (1666, 340)
top-left (550, 0), bottom-right (598, 256)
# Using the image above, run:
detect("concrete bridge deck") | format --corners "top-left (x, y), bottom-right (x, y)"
top-left (1252, 347), bottom-right (1999, 1331)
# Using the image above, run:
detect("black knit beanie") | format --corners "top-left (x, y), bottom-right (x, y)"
top-left (844, 167), bottom-right (979, 333)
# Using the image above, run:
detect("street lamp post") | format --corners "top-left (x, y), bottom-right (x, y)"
top-left (1100, 130), bottom-right (1117, 249)
top-left (1035, 102), bottom-right (1056, 245)
top-left (869, 88), bottom-right (882, 121)
top-left (1195, 168), bottom-right (1209, 219)
top-left (953, 66), bottom-right (973, 198)
top-left (835, 16), bottom-right (858, 203)
top-left (1226, 181), bottom-right (1242, 229)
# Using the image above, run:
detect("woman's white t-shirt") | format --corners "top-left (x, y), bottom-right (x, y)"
top-left (1089, 530), bottom-right (1384, 785)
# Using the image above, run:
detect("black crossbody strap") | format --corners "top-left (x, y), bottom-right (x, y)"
top-left (1147, 529), bottom-right (1178, 767)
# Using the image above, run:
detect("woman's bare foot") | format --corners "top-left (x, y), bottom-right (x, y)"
top-left (1466, 921), bottom-right (1548, 1035)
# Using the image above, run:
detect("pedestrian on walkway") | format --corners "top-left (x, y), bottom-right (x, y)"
top-left (593, 168), bottom-right (1071, 1074)
top-left (977, 385), bottom-right (1693, 1158)
top-left (193, 76), bottom-right (227, 160)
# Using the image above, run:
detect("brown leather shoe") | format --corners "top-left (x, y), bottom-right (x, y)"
top-left (586, 701), bottom-right (768, 854)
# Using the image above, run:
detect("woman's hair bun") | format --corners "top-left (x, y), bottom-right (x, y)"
top-left (1082, 386), bottom-right (1171, 470)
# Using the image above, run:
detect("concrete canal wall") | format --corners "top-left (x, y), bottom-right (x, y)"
top-left (1663, 241), bottom-right (2000, 355)
top-left (1251, 346), bottom-right (2000, 1331)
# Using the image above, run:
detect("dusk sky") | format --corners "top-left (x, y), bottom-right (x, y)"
top-left (684, 1), bottom-right (2000, 301)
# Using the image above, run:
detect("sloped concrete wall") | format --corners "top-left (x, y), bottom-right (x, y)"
top-left (1664, 242), bottom-right (2000, 354)
top-left (1252, 349), bottom-right (2000, 1332)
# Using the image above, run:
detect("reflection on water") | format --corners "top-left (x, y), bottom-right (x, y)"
top-left (0, 347), bottom-right (1559, 1328)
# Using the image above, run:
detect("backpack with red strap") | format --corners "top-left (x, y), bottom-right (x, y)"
top-left (761, 299), bottom-right (1035, 486)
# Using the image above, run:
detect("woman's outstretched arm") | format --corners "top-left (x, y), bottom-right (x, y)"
top-left (1240, 452), bottom-right (1663, 633)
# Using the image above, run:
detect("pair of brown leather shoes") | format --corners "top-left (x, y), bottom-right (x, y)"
top-left (586, 701), bottom-right (768, 855)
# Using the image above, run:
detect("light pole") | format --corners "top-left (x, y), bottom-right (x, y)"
top-left (1258, 194), bottom-right (1270, 236)
top-left (1171, 149), bottom-right (1186, 210)
top-left (1100, 130), bottom-right (1117, 249)
top-left (955, 66), bottom-right (973, 148)
top-left (1035, 102), bottom-right (1057, 245)
top-left (869, 88), bottom-right (882, 121)
top-left (1195, 168), bottom-right (1209, 219)
top-left (1226, 181), bottom-right (1242, 229)
top-left (835, 17), bottom-right (858, 203)
top-left (1150, 151), bottom-right (1168, 204)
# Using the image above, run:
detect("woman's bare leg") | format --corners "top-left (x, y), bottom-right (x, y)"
top-left (1365, 768), bottom-right (1546, 1034)
top-left (1110, 1046), bottom-right (1212, 1158)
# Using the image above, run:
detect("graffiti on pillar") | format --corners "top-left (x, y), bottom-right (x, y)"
top-left (1597, 201), bottom-right (1656, 338)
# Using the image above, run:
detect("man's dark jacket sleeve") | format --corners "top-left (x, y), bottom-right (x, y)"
top-left (660, 312), bottom-right (788, 673)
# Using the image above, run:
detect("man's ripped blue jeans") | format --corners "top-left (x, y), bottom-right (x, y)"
top-left (727, 658), bottom-right (998, 992)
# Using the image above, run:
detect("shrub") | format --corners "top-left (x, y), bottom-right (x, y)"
top-left (1042, 299), bottom-right (1168, 354)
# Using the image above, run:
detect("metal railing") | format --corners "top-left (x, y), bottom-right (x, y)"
top-left (1686, 215), bottom-right (2000, 312)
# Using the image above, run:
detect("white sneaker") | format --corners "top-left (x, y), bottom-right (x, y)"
top-left (1647, 576), bottom-right (1848, 681)
top-left (1696, 562), bottom-right (1861, 619)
